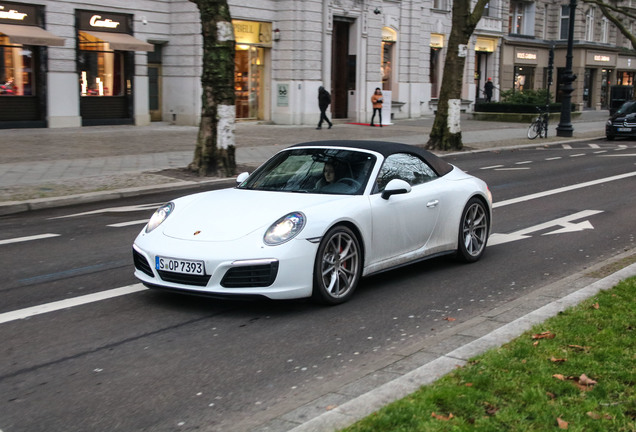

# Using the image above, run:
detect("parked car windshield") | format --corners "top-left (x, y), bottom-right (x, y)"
top-left (237, 148), bottom-right (377, 195)
top-left (616, 101), bottom-right (636, 115)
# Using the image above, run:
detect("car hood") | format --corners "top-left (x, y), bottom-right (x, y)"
top-left (160, 188), bottom-right (350, 242)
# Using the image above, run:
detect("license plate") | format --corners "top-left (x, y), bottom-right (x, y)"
top-left (617, 127), bottom-right (631, 132)
top-left (156, 256), bottom-right (205, 275)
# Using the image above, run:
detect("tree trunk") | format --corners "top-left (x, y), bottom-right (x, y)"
top-left (427, 0), bottom-right (488, 151)
top-left (189, 0), bottom-right (236, 177)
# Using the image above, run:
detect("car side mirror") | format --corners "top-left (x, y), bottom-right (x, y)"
top-left (381, 179), bottom-right (411, 200)
top-left (236, 172), bottom-right (250, 184)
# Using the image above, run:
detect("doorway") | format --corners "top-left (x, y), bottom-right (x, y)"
top-left (148, 44), bottom-right (163, 122)
top-left (235, 45), bottom-right (265, 119)
top-left (331, 19), bottom-right (352, 119)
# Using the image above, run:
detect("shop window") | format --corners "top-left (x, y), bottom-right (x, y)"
top-left (509, 1), bottom-right (535, 36)
top-left (0, 36), bottom-right (35, 96)
top-left (78, 32), bottom-right (124, 96)
top-left (514, 66), bottom-right (534, 91)
top-left (381, 27), bottom-right (396, 91)
top-left (560, 6), bottom-right (570, 40)
top-left (585, 8), bottom-right (595, 42)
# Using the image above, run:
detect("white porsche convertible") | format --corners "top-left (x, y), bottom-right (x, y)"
top-left (133, 141), bottom-right (492, 304)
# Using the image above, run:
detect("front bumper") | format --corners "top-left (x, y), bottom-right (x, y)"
top-left (132, 233), bottom-right (318, 300)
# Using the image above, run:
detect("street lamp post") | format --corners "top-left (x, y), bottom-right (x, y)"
top-left (556, 0), bottom-right (578, 137)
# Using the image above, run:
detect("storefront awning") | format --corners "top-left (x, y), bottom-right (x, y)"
top-left (82, 30), bottom-right (153, 51)
top-left (0, 24), bottom-right (65, 46)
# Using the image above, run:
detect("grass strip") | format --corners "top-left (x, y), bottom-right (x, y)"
top-left (343, 277), bottom-right (636, 432)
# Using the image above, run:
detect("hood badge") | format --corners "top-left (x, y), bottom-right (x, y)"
top-left (193, 230), bottom-right (201, 236)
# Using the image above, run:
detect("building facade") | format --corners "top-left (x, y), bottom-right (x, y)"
top-left (0, 0), bottom-right (634, 129)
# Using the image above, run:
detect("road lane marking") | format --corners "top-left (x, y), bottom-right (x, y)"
top-left (0, 233), bottom-right (60, 245)
top-left (569, 153), bottom-right (586, 157)
top-left (51, 203), bottom-right (161, 220)
top-left (494, 171), bottom-right (636, 208)
top-left (489, 210), bottom-right (603, 246)
top-left (108, 220), bottom-right (148, 228)
top-left (600, 153), bottom-right (636, 157)
top-left (562, 144), bottom-right (572, 149)
top-left (480, 165), bottom-right (504, 170)
top-left (515, 161), bottom-right (533, 165)
top-left (589, 144), bottom-right (600, 149)
top-left (494, 167), bottom-right (530, 171)
top-left (0, 284), bottom-right (147, 325)
top-left (545, 157), bottom-right (562, 160)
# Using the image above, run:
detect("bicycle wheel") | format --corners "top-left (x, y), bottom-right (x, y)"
top-left (527, 120), bottom-right (540, 139)
top-left (539, 120), bottom-right (547, 138)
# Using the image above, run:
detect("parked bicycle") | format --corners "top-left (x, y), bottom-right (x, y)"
top-left (527, 106), bottom-right (549, 139)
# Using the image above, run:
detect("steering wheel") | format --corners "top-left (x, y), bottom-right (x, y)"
top-left (335, 177), bottom-right (361, 189)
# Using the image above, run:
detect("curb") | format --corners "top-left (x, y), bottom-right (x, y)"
top-left (286, 256), bottom-right (636, 432)
top-left (0, 177), bottom-right (235, 216)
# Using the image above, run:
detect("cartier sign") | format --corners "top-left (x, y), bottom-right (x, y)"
top-left (77, 10), bottom-right (130, 33)
top-left (89, 15), bottom-right (120, 29)
top-left (0, 2), bottom-right (38, 26)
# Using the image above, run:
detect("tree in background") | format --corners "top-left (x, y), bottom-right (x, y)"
top-left (582, 0), bottom-right (636, 49)
top-left (188, 0), bottom-right (236, 176)
top-left (427, 0), bottom-right (489, 151)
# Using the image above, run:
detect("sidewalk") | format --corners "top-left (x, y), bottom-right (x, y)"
top-left (0, 110), bottom-right (608, 215)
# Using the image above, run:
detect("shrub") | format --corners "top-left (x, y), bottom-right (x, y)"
top-left (500, 88), bottom-right (550, 105)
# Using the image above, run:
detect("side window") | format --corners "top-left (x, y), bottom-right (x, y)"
top-left (376, 153), bottom-right (438, 192)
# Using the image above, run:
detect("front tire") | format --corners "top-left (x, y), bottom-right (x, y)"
top-left (457, 198), bottom-right (489, 263)
top-left (312, 226), bottom-right (362, 305)
top-left (527, 121), bottom-right (540, 139)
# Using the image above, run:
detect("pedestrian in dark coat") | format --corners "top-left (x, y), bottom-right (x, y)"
top-left (317, 86), bottom-right (333, 129)
top-left (484, 78), bottom-right (494, 103)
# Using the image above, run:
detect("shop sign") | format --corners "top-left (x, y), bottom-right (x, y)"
top-left (475, 37), bottom-right (495, 52)
top-left (233, 20), bottom-right (272, 47)
top-left (382, 27), bottom-right (397, 43)
top-left (277, 83), bottom-right (289, 107)
top-left (77, 10), bottom-right (130, 34)
top-left (430, 33), bottom-right (444, 48)
top-left (587, 51), bottom-right (615, 66)
top-left (0, 2), bottom-right (38, 26)
top-left (516, 52), bottom-right (537, 60)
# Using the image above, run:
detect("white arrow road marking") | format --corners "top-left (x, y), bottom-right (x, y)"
top-left (0, 233), bottom-right (60, 245)
top-left (488, 210), bottom-right (603, 246)
top-left (50, 203), bottom-right (162, 219)
top-left (0, 284), bottom-right (147, 325)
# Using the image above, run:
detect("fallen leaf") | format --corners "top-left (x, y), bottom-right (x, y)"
top-left (557, 417), bottom-right (569, 429)
top-left (592, 302), bottom-right (600, 309)
top-left (553, 374), bottom-right (567, 381)
top-left (586, 411), bottom-right (601, 419)
top-left (533, 341), bottom-right (540, 347)
top-left (550, 356), bottom-right (567, 363)
top-left (465, 382), bottom-right (473, 387)
top-left (443, 317), bottom-right (456, 322)
top-left (532, 331), bottom-right (556, 340)
top-left (546, 391), bottom-right (556, 399)
top-left (578, 374), bottom-right (597, 386)
top-left (326, 405), bottom-right (338, 411)
top-left (484, 402), bottom-right (499, 415)
top-left (431, 412), bottom-right (454, 421)
top-left (568, 344), bottom-right (590, 352)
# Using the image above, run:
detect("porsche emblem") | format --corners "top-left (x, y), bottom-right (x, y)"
top-left (193, 230), bottom-right (201, 236)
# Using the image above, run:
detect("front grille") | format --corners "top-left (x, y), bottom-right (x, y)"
top-left (221, 262), bottom-right (279, 288)
top-left (158, 271), bottom-right (211, 287)
top-left (133, 248), bottom-right (154, 277)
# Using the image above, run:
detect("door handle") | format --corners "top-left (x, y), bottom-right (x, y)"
top-left (426, 200), bottom-right (439, 208)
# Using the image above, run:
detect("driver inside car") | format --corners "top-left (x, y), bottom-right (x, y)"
top-left (315, 162), bottom-right (339, 189)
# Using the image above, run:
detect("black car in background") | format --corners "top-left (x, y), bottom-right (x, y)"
top-left (606, 100), bottom-right (636, 140)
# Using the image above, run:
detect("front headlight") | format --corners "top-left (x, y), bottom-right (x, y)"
top-left (264, 212), bottom-right (306, 245)
top-left (146, 202), bottom-right (174, 233)
top-left (606, 119), bottom-right (613, 126)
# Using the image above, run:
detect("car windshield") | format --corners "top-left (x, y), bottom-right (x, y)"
top-left (237, 148), bottom-right (377, 195)
top-left (616, 101), bottom-right (636, 115)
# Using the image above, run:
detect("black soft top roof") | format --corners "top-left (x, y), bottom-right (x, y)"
top-left (290, 140), bottom-right (454, 177)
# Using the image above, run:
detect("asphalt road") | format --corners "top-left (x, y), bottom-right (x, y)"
top-left (1, 139), bottom-right (635, 432)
